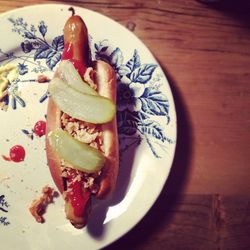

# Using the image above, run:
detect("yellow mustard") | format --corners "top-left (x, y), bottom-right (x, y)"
top-left (0, 64), bottom-right (19, 99)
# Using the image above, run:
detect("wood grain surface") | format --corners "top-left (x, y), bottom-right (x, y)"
top-left (1, 0), bottom-right (250, 249)
top-left (105, 194), bottom-right (250, 250)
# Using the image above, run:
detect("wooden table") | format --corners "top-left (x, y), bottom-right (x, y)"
top-left (1, 0), bottom-right (250, 249)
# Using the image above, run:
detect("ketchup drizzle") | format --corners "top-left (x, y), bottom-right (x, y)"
top-left (33, 120), bottom-right (46, 137)
top-left (66, 170), bottom-right (90, 217)
top-left (61, 36), bottom-right (90, 217)
top-left (67, 181), bottom-right (90, 217)
top-left (62, 43), bottom-right (86, 77)
top-left (7, 145), bottom-right (26, 162)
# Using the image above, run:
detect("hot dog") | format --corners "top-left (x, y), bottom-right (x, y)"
top-left (45, 13), bottom-right (119, 229)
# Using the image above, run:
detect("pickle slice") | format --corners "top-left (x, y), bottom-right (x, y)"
top-left (58, 60), bottom-right (97, 96)
top-left (49, 78), bottom-right (115, 124)
top-left (48, 129), bottom-right (105, 173)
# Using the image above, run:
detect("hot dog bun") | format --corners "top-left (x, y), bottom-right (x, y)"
top-left (46, 98), bottom-right (64, 193)
top-left (45, 13), bottom-right (119, 228)
top-left (93, 60), bottom-right (119, 199)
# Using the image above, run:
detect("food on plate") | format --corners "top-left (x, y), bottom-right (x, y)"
top-left (48, 129), bottom-right (106, 173)
top-left (48, 77), bottom-right (115, 124)
top-left (2, 145), bottom-right (26, 163)
top-left (46, 13), bottom-right (119, 228)
top-left (33, 120), bottom-right (46, 137)
top-left (0, 64), bottom-right (18, 100)
top-left (37, 74), bottom-right (50, 83)
top-left (9, 145), bottom-right (25, 162)
top-left (29, 186), bottom-right (58, 223)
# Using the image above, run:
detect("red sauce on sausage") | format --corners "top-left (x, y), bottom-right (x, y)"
top-left (61, 40), bottom-right (90, 217)
top-left (67, 181), bottom-right (90, 217)
top-left (66, 170), bottom-right (90, 217)
top-left (62, 43), bottom-right (86, 77)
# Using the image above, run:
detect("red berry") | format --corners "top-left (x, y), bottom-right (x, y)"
top-left (33, 120), bottom-right (46, 137)
top-left (9, 145), bottom-right (25, 162)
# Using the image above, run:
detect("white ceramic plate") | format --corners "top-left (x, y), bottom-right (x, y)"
top-left (0, 4), bottom-right (176, 249)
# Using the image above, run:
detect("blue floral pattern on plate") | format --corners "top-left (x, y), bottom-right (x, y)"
top-left (0, 18), bottom-right (63, 109)
top-left (0, 195), bottom-right (10, 226)
top-left (9, 17), bottom-right (64, 71)
top-left (94, 42), bottom-right (173, 158)
top-left (0, 17), bottom-right (173, 159)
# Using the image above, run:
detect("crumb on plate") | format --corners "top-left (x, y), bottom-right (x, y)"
top-left (29, 185), bottom-right (58, 223)
top-left (37, 75), bottom-right (50, 83)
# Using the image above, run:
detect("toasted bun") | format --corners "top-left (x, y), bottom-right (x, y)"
top-left (45, 59), bottom-right (119, 228)
top-left (93, 60), bottom-right (119, 199)
top-left (45, 14), bottom-right (118, 229)
top-left (46, 98), bottom-right (64, 193)
top-left (46, 60), bottom-right (119, 196)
